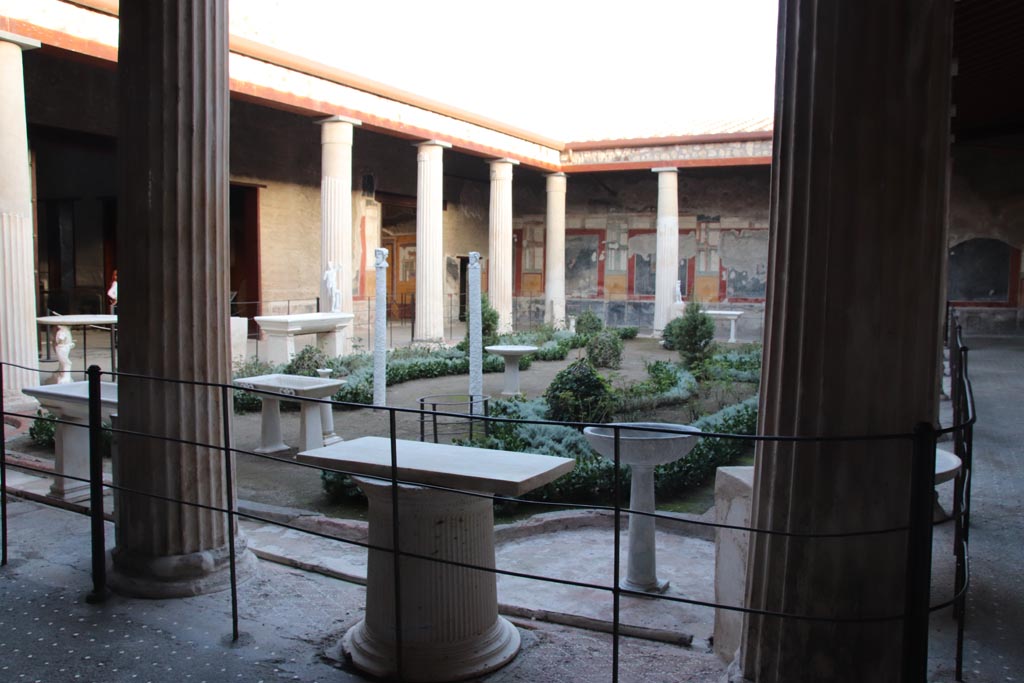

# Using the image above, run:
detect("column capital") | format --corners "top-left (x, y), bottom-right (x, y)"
top-left (489, 157), bottom-right (520, 166)
top-left (0, 31), bottom-right (41, 51)
top-left (546, 172), bottom-right (567, 192)
top-left (316, 114), bottom-right (362, 127)
top-left (546, 171), bottom-right (566, 178)
top-left (414, 139), bottom-right (453, 149)
top-left (651, 167), bottom-right (678, 174)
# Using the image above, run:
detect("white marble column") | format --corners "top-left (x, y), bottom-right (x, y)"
top-left (544, 172), bottom-right (567, 328)
top-left (0, 32), bottom-right (40, 404)
top-left (110, 0), bottom-right (254, 598)
top-left (740, 1), bottom-right (953, 680)
top-left (488, 158), bottom-right (518, 334)
top-left (319, 115), bottom-right (361, 353)
top-left (414, 141), bottom-right (450, 344)
top-left (652, 168), bottom-right (680, 333)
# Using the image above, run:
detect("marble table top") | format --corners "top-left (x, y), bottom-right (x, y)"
top-left (485, 345), bottom-right (539, 356)
top-left (233, 373), bottom-right (345, 399)
top-left (22, 380), bottom-right (118, 419)
top-left (297, 436), bottom-right (574, 496)
top-left (37, 314), bottom-right (118, 326)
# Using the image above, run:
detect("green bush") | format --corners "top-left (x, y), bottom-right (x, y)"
top-left (533, 339), bottom-right (571, 361)
top-left (665, 302), bottom-right (716, 370)
top-left (616, 361), bottom-right (697, 414)
top-left (543, 358), bottom-right (616, 424)
top-left (699, 347), bottom-right (763, 383)
top-left (614, 326), bottom-right (639, 340)
top-left (232, 357), bottom-right (279, 413)
top-left (574, 309), bottom-right (604, 336)
top-left (29, 410), bottom-right (57, 448)
top-left (586, 330), bottom-right (624, 369)
top-left (283, 345), bottom-right (331, 376)
top-left (457, 293), bottom-right (500, 352)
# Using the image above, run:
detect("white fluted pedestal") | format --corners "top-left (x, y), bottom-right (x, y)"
top-left (344, 477), bottom-right (520, 682)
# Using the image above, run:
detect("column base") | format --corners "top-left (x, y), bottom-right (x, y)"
top-left (621, 577), bottom-right (670, 594)
top-left (340, 615), bottom-right (520, 683)
top-left (109, 538), bottom-right (256, 598)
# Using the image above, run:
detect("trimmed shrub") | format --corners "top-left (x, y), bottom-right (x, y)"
top-left (457, 293), bottom-right (500, 351)
top-left (29, 410), bottom-right (56, 448)
top-left (700, 347), bottom-right (763, 383)
top-left (616, 361), bottom-right (697, 413)
top-left (543, 358), bottom-right (616, 424)
top-left (614, 326), bottom-right (639, 340)
top-left (574, 309), bottom-right (604, 336)
top-left (232, 357), bottom-right (278, 413)
top-left (586, 330), bottom-right (624, 369)
top-left (665, 302), bottom-right (716, 370)
top-left (283, 345), bottom-right (331, 376)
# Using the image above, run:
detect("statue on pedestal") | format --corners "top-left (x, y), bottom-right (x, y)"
top-left (323, 261), bottom-right (342, 313)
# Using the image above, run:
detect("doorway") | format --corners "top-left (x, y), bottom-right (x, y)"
top-left (229, 184), bottom-right (260, 330)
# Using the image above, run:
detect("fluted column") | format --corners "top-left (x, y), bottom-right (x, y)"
top-left (488, 158), bottom-right (518, 334)
top-left (652, 168), bottom-right (680, 332)
top-left (414, 141), bottom-right (450, 344)
top-left (319, 115), bottom-right (360, 353)
top-left (741, 1), bottom-right (953, 681)
top-left (0, 33), bottom-right (40, 403)
top-left (544, 173), bottom-right (567, 328)
top-left (110, 0), bottom-right (253, 598)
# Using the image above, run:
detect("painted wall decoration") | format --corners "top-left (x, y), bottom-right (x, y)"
top-left (627, 232), bottom-right (656, 296)
top-left (721, 229), bottom-right (769, 299)
top-left (948, 237), bottom-right (1014, 302)
top-left (565, 233), bottom-right (601, 296)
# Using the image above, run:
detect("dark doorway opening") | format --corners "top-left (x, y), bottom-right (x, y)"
top-left (230, 184), bottom-right (261, 332)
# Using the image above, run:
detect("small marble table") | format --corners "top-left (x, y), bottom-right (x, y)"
top-left (233, 374), bottom-right (346, 453)
top-left (37, 314), bottom-right (118, 382)
top-left (705, 310), bottom-right (743, 343)
top-left (22, 381), bottom-right (118, 503)
top-left (297, 436), bottom-right (574, 682)
top-left (253, 312), bottom-right (354, 365)
top-left (484, 345), bottom-right (538, 396)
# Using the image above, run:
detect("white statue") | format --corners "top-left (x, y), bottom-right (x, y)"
top-left (323, 261), bottom-right (342, 313)
top-left (674, 279), bottom-right (683, 304)
top-left (53, 325), bottom-right (75, 384)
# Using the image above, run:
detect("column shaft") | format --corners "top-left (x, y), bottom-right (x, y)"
top-left (0, 36), bottom-right (40, 400)
top-left (111, 0), bottom-right (252, 597)
top-left (488, 159), bottom-right (516, 334)
top-left (414, 142), bottom-right (448, 343)
top-left (544, 173), bottom-right (567, 328)
top-left (653, 169), bottom-right (680, 332)
top-left (742, 1), bottom-right (953, 680)
top-left (319, 116), bottom-right (360, 337)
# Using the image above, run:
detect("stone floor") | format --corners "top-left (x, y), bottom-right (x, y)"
top-left (3, 332), bottom-right (1022, 681)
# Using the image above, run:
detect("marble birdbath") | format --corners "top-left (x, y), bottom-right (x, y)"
top-left (233, 373), bottom-right (345, 453)
top-left (584, 422), bottom-right (702, 593)
top-left (484, 345), bottom-right (538, 396)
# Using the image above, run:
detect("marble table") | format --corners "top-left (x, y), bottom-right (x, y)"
top-left (22, 380), bottom-right (118, 502)
top-left (37, 314), bottom-right (118, 382)
top-left (705, 310), bottom-right (744, 343)
top-left (253, 312), bottom-right (354, 365)
top-left (233, 374), bottom-right (346, 453)
top-left (584, 422), bottom-right (701, 593)
top-left (484, 345), bottom-right (538, 396)
top-left (297, 436), bottom-right (574, 682)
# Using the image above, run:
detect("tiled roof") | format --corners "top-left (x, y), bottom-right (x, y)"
top-left (566, 116), bottom-right (775, 146)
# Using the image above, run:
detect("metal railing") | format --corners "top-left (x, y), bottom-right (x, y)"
top-left (1, 330), bottom-right (976, 681)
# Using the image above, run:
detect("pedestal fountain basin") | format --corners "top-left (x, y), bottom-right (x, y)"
top-left (583, 422), bottom-right (702, 593)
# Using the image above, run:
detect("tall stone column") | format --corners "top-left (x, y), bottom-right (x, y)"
top-left (414, 141), bottom-right (450, 344)
top-left (652, 168), bottom-right (680, 332)
top-left (319, 115), bottom-right (361, 352)
top-left (0, 32), bottom-right (40, 404)
top-left (741, 1), bottom-right (953, 681)
top-left (488, 158), bottom-right (518, 334)
top-left (544, 172), bottom-right (567, 328)
top-left (111, 0), bottom-right (253, 597)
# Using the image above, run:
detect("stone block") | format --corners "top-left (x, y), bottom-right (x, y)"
top-left (713, 465), bottom-right (754, 662)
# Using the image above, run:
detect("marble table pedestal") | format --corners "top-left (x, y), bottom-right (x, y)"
top-left (484, 345), bottom-right (537, 397)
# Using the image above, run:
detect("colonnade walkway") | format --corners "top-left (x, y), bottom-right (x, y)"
top-left (1, 334), bottom-right (1021, 681)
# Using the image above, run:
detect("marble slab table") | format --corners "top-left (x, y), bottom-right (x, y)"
top-left (253, 312), bottom-right (354, 365)
top-left (705, 310), bottom-right (743, 343)
top-left (297, 436), bottom-right (574, 682)
top-left (233, 374), bottom-right (345, 453)
top-left (22, 380), bottom-right (118, 502)
top-left (37, 314), bottom-right (118, 382)
top-left (484, 345), bottom-right (538, 396)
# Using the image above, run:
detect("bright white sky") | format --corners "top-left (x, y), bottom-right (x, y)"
top-left (232, 0), bottom-right (779, 141)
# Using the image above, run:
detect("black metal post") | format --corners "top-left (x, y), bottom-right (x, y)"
top-left (902, 422), bottom-right (937, 682)
top-left (85, 365), bottom-right (109, 603)
top-left (611, 426), bottom-right (621, 683)
top-left (389, 410), bottom-right (404, 681)
top-left (1, 362), bottom-right (8, 567)
top-left (221, 385), bottom-right (239, 641)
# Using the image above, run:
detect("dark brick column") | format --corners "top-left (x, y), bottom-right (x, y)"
top-left (741, 1), bottom-right (953, 680)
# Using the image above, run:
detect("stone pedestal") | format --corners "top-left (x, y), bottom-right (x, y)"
top-left (485, 345), bottom-right (537, 397)
top-left (316, 368), bottom-right (341, 445)
top-left (344, 477), bottom-right (520, 682)
top-left (741, 2), bottom-right (953, 679)
top-left (319, 116), bottom-right (361, 353)
top-left (468, 252), bottom-right (483, 401)
top-left (254, 312), bottom-right (354, 365)
top-left (488, 159), bottom-right (518, 334)
top-left (652, 168), bottom-right (680, 333)
top-left (0, 32), bottom-right (40, 402)
top-left (111, 0), bottom-right (254, 598)
top-left (373, 248), bottom-right (388, 407)
top-left (544, 173), bottom-right (567, 328)
top-left (713, 466), bottom-right (753, 661)
top-left (414, 141), bottom-right (450, 344)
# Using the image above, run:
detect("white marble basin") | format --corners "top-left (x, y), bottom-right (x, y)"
top-left (253, 311), bottom-right (354, 334)
top-left (233, 373), bottom-right (345, 398)
top-left (584, 422), bottom-right (702, 467)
